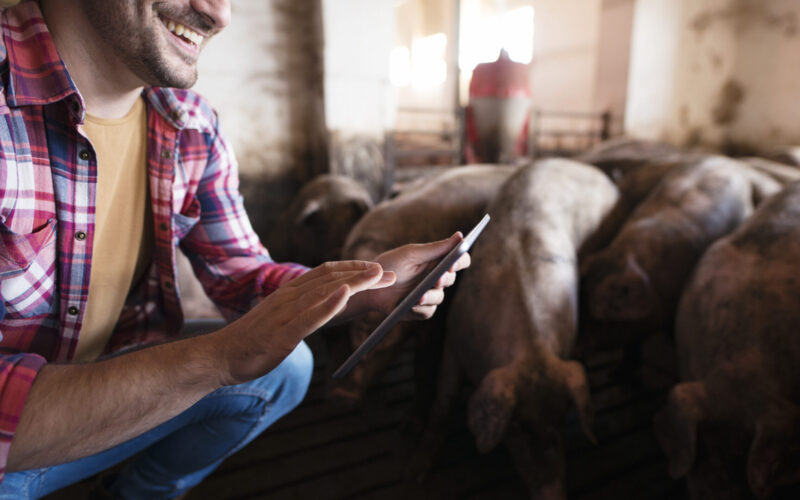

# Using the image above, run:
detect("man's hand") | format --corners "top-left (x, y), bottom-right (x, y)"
top-left (348, 232), bottom-right (471, 320)
top-left (213, 260), bottom-right (394, 386)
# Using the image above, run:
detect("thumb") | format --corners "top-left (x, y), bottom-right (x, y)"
top-left (409, 232), bottom-right (463, 263)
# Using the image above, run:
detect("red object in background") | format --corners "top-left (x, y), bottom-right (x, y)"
top-left (465, 49), bottom-right (532, 163)
top-left (469, 49), bottom-right (532, 99)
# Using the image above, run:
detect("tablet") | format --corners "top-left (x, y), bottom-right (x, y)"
top-left (332, 214), bottom-right (490, 379)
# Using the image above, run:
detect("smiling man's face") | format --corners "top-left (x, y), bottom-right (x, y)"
top-left (79, 0), bottom-right (230, 88)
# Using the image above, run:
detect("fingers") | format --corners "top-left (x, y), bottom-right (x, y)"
top-left (410, 303), bottom-right (437, 319)
top-left (450, 252), bottom-right (471, 273)
top-left (286, 261), bottom-right (381, 288)
top-left (435, 270), bottom-right (457, 289)
top-left (419, 287), bottom-right (445, 307)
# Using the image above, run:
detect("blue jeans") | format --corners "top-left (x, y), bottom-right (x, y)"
top-left (0, 341), bottom-right (313, 500)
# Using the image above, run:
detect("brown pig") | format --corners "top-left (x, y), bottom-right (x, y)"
top-left (581, 156), bottom-right (781, 331)
top-left (266, 174), bottom-right (374, 267)
top-left (329, 165), bottom-right (518, 405)
top-left (655, 181), bottom-right (800, 499)
top-left (415, 159), bottom-right (619, 499)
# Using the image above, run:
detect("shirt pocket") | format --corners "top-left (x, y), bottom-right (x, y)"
top-left (172, 197), bottom-right (201, 242)
top-left (0, 219), bottom-right (58, 317)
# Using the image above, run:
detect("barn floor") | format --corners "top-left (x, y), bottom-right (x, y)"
top-left (45, 331), bottom-right (689, 500)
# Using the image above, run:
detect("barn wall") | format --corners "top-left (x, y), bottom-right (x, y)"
top-left (625, 0), bottom-right (800, 153)
top-left (323, 0), bottom-right (396, 201)
top-left (594, 0), bottom-right (635, 128)
top-left (195, 0), bottom-right (328, 240)
top-left (529, 0), bottom-right (602, 113)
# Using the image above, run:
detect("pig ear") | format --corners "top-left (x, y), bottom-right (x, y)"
top-left (653, 381), bottom-right (707, 478)
top-left (348, 198), bottom-right (372, 218)
top-left (558, 360), bottom-right (596, 444)
top-left (467, 366), bottom-right (518, 454)
top-left (747, 409), bottom-right (800, 499)
top-left (294, 200), bottom-right (321, 225)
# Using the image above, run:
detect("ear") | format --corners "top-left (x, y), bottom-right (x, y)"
top-left (467, 366), bottom-right (518, 453)
top-left (653, 381), bottom-right (707, 478)
top-left (747, 409), bottom-right (800, 500)
top-left (347, 198), bottom-right (372, 219)
top-left (294, 200), bottom-right (321, 226)
top-left (556, 360), bottom-right (596, 444)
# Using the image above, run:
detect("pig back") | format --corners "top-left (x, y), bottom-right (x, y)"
top-left (582, 156), bottom-right (763, 327)
top-left (448, 159), bottom-right (619, 375)
top-left (342, 165), bottom-right (516, 260)
top-left (675, 180), bottom-right (800, 383)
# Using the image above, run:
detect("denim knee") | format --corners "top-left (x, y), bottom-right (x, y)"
top-left (273, 340), bottom-right (314, 410)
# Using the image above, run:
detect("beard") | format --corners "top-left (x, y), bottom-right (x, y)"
top-left (79, 0), bottom-right (212, 89)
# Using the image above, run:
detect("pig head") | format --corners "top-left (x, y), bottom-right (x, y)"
top-left (266, 174), bottom-right (374, 267)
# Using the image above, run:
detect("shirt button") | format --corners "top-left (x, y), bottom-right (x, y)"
top-left (159, 222), bottom-right (169, 232)
top-left (164, 281), bottom-right (174, 290)
top-left (67, 306), bottom-right (80, 315)
top-left (79, 150), bottom-right (91, 161)
top-left (161, 150), bottom-right (172, 159)
top-left (74, 231), bottom-right (87, 241)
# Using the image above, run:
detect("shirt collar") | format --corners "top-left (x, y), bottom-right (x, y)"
top-left (2, 1), bottom-right (191, 130)
top-left (2, 1), bottom-right (81, 110)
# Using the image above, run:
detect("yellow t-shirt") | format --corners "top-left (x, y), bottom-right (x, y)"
top-left (74, 97), bottom-right (153, 361)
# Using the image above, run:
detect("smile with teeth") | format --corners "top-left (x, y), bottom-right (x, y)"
top-left (160, 16), bottom-right (204, 46)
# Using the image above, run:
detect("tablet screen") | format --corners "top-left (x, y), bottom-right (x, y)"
top-left (332, 214), bottom-right (490, 379)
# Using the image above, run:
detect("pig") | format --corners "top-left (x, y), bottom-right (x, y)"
top-left (581, 156), bottom-right (781, 333)
top-left (575, 137), bottom-right (690, 182)
top-left (413, 159), bottom-right (620, 499)
top-left (329, 165), bottom-right (518, 408)
top-left (654, 181), bottom-right (800, 499)
top-left (266, 174), bottom-right (374, 267)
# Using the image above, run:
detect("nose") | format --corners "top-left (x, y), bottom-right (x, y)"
top-left (190, 0), bottom-right (231, 30)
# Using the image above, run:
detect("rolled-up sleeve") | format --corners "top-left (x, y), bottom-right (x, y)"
top-left (0, 351), bottom-right (46, 481)
top-left (179, 116), bottom-right (308, 321)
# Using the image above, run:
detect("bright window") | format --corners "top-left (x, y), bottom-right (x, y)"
top-left (460, 5), bottom-right (534, 72)
top-left (390, 33), bottom-right (448, 89)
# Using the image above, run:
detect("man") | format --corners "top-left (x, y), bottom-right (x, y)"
top-left (0, 0), bottom-right (469, 498)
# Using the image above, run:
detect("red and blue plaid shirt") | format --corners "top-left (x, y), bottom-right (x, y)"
top-left (0, 1), bottom-right (306, 479)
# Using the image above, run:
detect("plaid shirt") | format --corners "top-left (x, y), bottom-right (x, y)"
top-left (0, 2), bottom-right (306, 479)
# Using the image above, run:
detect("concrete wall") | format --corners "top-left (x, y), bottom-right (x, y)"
top-left (529, 0), bottom-right (602, 112)
top-left (322, 0), bottom-right (396, 201)
top-left (594, 0), bottom-right (635, 131)
top-left (195, 0), bottom-right (328, 240)
top-left (625, 0), bottom-right (800, 152)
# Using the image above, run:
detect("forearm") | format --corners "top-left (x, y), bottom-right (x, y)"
top-left (7, 332), bottom-right (224, 472)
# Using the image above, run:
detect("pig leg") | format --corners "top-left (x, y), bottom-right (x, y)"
top-left (503, 423), bottom-right (567, 500)
top-left (747, 408), bottom-right (800, 499)
top-left (406, 347), bottom-right (463, 482)
top-left (653, 381), bottom-right (708, 478)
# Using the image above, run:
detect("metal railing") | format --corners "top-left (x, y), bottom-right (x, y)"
top-left (528, 109), bottom-right (615, 159)
top-left (383, 106), bottom-right (619, 171)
